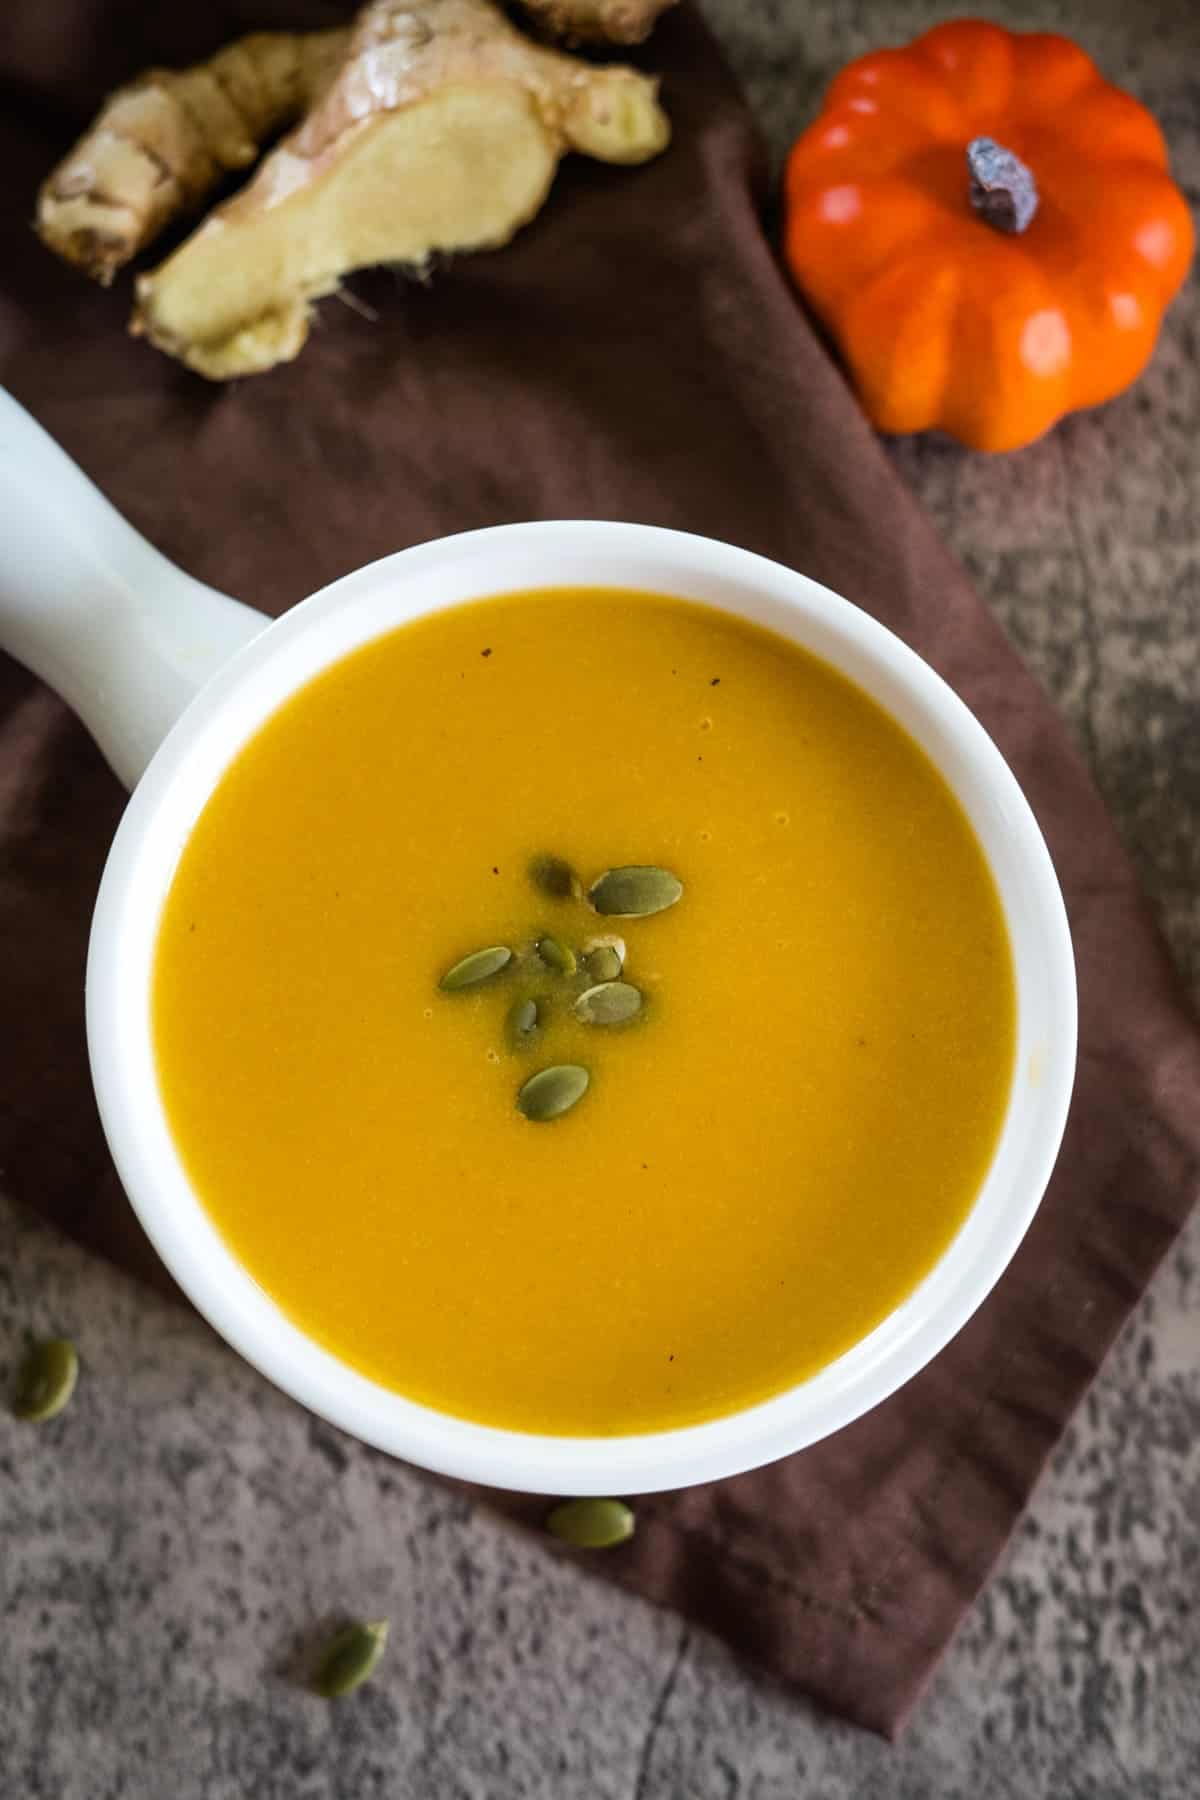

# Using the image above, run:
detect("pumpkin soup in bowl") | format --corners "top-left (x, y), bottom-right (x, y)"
top-left (152, 586), bottom-right (1015, 1437)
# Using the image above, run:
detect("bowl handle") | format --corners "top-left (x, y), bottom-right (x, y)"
top-left (0, 387), bottom-right (269, 789)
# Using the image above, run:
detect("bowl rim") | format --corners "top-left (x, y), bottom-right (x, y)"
top-left (86, 521), bottom-right (1077, 1495)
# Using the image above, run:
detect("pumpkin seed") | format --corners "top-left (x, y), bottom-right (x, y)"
top-left (587, 866), bottom-right (682, 918)
top-left (546, 1497), bottom-right (635, 1550)
top-left (536, 935), bottom-right (577, 977)
top-left (439, 945), bottom-right (512, 991)
top-left (583, 944), bottom-right (623, 983)
top-left (13, 1338), bottom-right (78, 1422)
top-left (528, 853), bottom-right (579, 901)
top-left (313, 1619), bottom-right (389, 1698)
top-left (574, 981), bottom-right (642, 1026)
top-left (517, 1064), bottom-right (590, 1122)
top-left (506, 995), bottom-right (540, 1046)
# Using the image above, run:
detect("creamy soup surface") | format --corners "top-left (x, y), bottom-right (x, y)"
top-left (154, 588), bottom-right (1016, 1435)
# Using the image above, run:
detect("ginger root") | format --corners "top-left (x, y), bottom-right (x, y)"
top-left (36, 30), bottom-right (348, 285)
top-left (516, 0), bottom-right (678, 45)
top-left (131, 0), bottom-right (670, 380)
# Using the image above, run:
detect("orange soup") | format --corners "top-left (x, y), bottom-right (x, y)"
top-left (153, 589), bottom-right (1015, 1435)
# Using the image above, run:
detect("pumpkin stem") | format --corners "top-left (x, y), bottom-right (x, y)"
top-left (967, 136), bottom-right (1038, 234)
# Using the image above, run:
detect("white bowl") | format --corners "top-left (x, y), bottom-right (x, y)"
top-left (81, 521), bottom-right (1077, 1495)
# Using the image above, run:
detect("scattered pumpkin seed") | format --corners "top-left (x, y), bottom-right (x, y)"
top-left (517, 1063), bottom-right (590, 1122)
top-left (536, 935), bottom-right (577, 977)
top-left (588, 866), bottom-right (682, 918)
top-left (439, 945), bottom-right (512, 991)
top-left (313, 1619), bottom-right (389, 1698)
top-left (574, 981), bottom-right (643, 1026)
top-left (13, 1338), bottom-right (78, 1422)
top-left (528, 853), bottom-right (579, 901)
top-left (546, 1497), bottom-right (635, 1550)
top-left (583, 944), bottom-right (623, 983)
top-left (506, 995), bottom-right (540, 1046)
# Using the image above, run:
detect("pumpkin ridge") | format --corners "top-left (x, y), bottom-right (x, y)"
top-left (840, 245), bottom-right (964, 436)
top-left (908, 19), bottom-right (1017, 120)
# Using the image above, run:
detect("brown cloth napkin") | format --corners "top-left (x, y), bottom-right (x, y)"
top-left (2, 1), bottom-right (1198, 1738)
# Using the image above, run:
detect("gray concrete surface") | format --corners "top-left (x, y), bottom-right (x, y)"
top-left (2, 2), bottom-right (1198, 1794)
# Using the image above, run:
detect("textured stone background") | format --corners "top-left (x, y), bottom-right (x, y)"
top-left (2, 1), bottom-right (1198, 1794)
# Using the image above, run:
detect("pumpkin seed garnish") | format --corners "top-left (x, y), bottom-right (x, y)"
top-left (536, 935), bottom-right (577, 977)
top-left (583, 943), bottom-right (624, 983)
top-left (517, 1064), bottom-right (590, 1122)
top-left (574, 981), bottom-right (642, 1026)
top-left (13, 1338), bottom-right (78, 1422)
top-left (546, 1497), bottom-right (635, 1550)
top-left (506, 995), bottom-right (540, 1046)
top-left (439, 945), bottom-right (512, 991)
top-left (528, 853), bottom-right (579, 901)
top-left (587, 866), bottom-right (682, 918)
top-left (313, 1619), bottom-right (389, 1698)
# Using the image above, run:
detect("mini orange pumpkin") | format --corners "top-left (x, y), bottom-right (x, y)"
top-left (783, 20), bottom-right (1194, 452)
